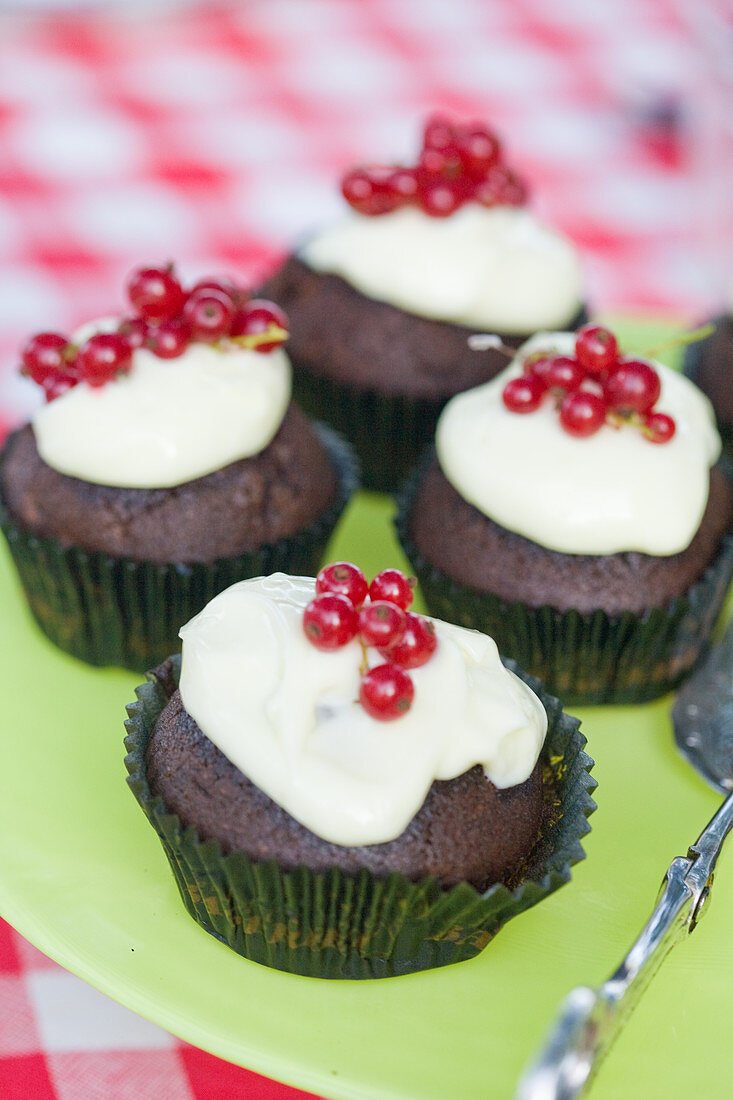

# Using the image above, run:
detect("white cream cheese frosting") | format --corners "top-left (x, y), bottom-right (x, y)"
top-left (178, 573), bottom-right (548, 847)
top-left (32, 323), bottom-right (291, 488)
top-left (436, 332), bottom-right (721, 556)
top-left (300, 205), bottom-right (583, 333)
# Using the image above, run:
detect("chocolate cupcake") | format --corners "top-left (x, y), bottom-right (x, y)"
top-left (261, 116), bottom-right (587, 491)
top-left (125, 570), bottom-right (596, 978)
top-left (397, 327), bottom-right (733, 704)
top-left (0, 266), bottom-right (357, 671)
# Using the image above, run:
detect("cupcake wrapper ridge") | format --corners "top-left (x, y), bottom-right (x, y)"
top-left (124, 656), bottom-right (596, 980)
top-left (0, 423), bottom-right (358, 672)
top-left (395, 457), bottom-right (733, 706)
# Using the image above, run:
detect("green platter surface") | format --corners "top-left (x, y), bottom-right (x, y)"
top-left (1, 320), bottom-right (731, 1100)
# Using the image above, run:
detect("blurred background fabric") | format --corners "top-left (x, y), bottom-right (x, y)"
top-left (0, 0), bottom-right (732, 1097)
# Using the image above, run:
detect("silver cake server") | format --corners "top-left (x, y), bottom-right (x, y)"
top-left (516, 618), bottom-right (733, 1100)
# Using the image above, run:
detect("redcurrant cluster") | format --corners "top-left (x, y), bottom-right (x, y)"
top-left (20, 264), bottom-right (289, 402)
top-left (341, 115), bottom-right (527, 219)
top-left (303, 563), bottom-right (437, 722)
top-left (501, 324), bottom-right (676, 444)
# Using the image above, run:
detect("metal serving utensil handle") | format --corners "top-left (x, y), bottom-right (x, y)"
top-left (516, 789), bottom-right (733, 1100)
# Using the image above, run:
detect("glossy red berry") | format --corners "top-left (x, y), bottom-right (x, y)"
top-left (416, 180), bottom-right (463, 217)
top-left (544, 355), bottom-right (586, 391)
top-left (303, 594), bottom-right (358, 650)
top-left (316, 562), bottom-right (368, 607)
top-left (358, 601), bottom-right (407, 650)
top-left (21, 332), bottom-right (73, 386)
top-left (458, 125), bottom-right (501, 177)
top-left (146, 318), bottom-right (191, 359)
top-left (422, 114), bottom-right (457, 152)
top-left (230, 299), bottom-right (289, 352)
top-left (127, 266), bottom-right (185, 323)
top-left (42, 374), bottom-right (77, 401)
top-left (502, 374), bottom-right (546, 413)
top-left (643, 410), bottom-right (676, 444)
top-left (189, 278), bottom-right (245, 306)
top-left (341, 168), bottom-right (401, 216)
top-left (359, 664), bottom-right (414, 721)
top-left (524, 354), bottom-right (555, 382)
top-left (387, 167), bottom-right (418, 201)
top-left (558, 390), bottom-right (607, 437)
top-left (575, 324), bottom-right (619, 375)
top-left (369, 569), bottom-right (414, 611)
top-left (77, 333), bottom-right (133, 387)
top-left (604, 359), bottom-right (661, 414)
top-left (117, 317), bottom-right (148, 348)
top-left (382, 612), bottom-right (437, 669)
top-left (474, 165), bottom-right (527, 207)
top-left (182, 291), bottom-right (234, 341)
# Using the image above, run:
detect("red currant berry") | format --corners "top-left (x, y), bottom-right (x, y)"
top-left (77, 333), bottom-right (133, 387)
top-left (369, 569), bottom-right (415, 611)
top-left (418, 145), bottom-right (462, 179)
top-left (558, 390), bottom-right (607, 437)
top-left (474, 165), bottom-right (527, 207)
top-left (422, 114), bottom-right (457, 152)
top-left (42, 374), bottom-right (77, 402)
top-left (230, 299), bottom-right (289, 352)
top-left (544, 355), bottom-right (586, 392)
top-left (316, 562), bottom-right (368, 607)
top-left (117, 317), bottom-right (148, 348)
top-left (146, 318), bottom-right (191, 359)
top-left (303, 594), bottom-right (358, 650)
top-left (358, 601), bottom-right (407, 650)
top-left (575, 324), bottom-right (619, 375)
top-left (381, 612), bottom-right (437, 669)
top-left (127, 266), bottom-right (185, 323)
top-left (604, 359), bottom-right (661, 414)
top-left (458, 125), bottom-right (501, 177)
top-left (359, 663), bottom-right (414, 721)
top-left (416, 180), bottom-right (464, 217)
top-left (182, 291), bottom-right (234, 342)
top-left (341, 168), bottom-right (400, 215)
top-left (21, 332), bottom-right (73, 386)
top-left (387, 167), bottom-right (418, 201)
top-left (643, 411), bottom-right (676, 444)
top-left (189, 278), bottom-right (246, 306)
top-left (502, 374), bottom-right (546, 413)
top-left (523, 354), bottom-right (555, 382)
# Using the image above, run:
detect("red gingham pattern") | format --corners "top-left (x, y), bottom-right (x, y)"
top-left (1, 1), bottom-right (731, 1096)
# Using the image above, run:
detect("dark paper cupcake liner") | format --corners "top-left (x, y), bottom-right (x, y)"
top-left (291, 308), bottom-right (589, 495)
top-left (124, 655), bottom-right (596, 980)
top-left (395, 459), bottom-right (733, 706)
top-left (0, 424), bottom-right (357, 672)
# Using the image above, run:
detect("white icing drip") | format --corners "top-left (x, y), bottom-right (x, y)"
top-left (32, 330), bottom-right (291, 488)
top-left (436, 332), bottom-right (721, 556)
top-left (178, 574), bottom-right (548, 847)
top-left (300, 205), bottom-right (583, 333)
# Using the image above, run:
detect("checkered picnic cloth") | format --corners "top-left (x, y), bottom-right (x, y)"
top-left (0, 0), bottom-right (730, 1096)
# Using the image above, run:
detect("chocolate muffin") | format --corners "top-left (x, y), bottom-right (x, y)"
top-left (0, 267), bottom-right (357, 670)
top-left (1, 404), bottom-right (337, 564)
top-left (124, 573), bottom-right (597, 978)
top-left (408, 457), bottom-right (733, 618)
top-left (147, 683), bottom-right (544, 892)
top-left (261, 117), bottom-right (587, 491)
top-left (397, 328), bottom-right (733, 704)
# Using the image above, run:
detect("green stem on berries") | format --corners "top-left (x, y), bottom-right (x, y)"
top-left (227, 324), bottom-right (288, 351)
top-left (643, 323), bottom-right (715, 359)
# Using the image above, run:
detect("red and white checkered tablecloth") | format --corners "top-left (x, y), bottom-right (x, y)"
top-left (1, 1), bottom-right (732, 1096)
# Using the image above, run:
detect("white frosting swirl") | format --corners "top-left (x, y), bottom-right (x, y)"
top-left (436, 332), bottom-right (721, 556)
top-left (32, 326), bottom-right (291, 488)
top-left (300, 205), bottom-right (583, 333)
top-left (178, 574), bottom-right (547, 847)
